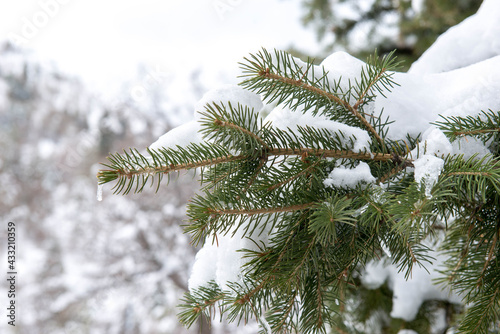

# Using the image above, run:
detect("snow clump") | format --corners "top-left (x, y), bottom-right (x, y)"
top-left (324, 162), bottom-right (375, 189)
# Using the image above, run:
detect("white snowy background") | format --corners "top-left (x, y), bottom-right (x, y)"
top-left (0, 0), bottom-right (321, 100)
top-left (0, 0), bottom-right (499, 333)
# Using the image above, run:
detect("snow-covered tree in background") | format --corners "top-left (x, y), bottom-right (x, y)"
top-left (98, 1), bottom-right (500, 333)
top-left (297, 0), bottom-right (482, 67)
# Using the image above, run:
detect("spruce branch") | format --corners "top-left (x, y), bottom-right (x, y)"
top-left (309, 195), bottom-right (357, 247)
top-left (96, 47), bottom-right (500, 333)
top-left (242, 56), bottom-right (383, 144)
top-left (377, 162), bottom-right (410, 184)
top-left (97, 96), bottom-right (411, 196)
top-left (268, 147), bottom-right (394, 161)
top-left (258, 69), bottom-right (351, 110)
top-left (206, 202), bottom-right (316, 217)
top-left (266, 155), bottom-right (323, 191)
top-left (433, 109), bottom-right (500, 143)
top-left (457, 272), bottom-right (500, 334)
top-left (384, 232), bottom-right (433, 279)
top-left (178, 281), bottom-right (226, 328)
top-left (97, 144), bottom-right (247, 195)
top-left (185, 186), bottom-right (316, 245)
top-left (214, 118), bottom-right (269, 150)
top-left (98, 143), bottom-right (405, 196)
top-left (440, 154), bottom-right (500, 202)
top-left (478, 233), bottom-right (498, 286)
top-left (355, 50), bottom-right (400, 101)
top-left (199, 102), bottom-right (271, 154)
top-left (240, 48), bottom-right (399, 147)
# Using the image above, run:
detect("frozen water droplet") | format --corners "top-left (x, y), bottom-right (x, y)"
top-left (97, 183), bottom-right (103, 201)
top-left (380, 240), bottom-right (392, 258)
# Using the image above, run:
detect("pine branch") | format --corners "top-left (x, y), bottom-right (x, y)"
top-left (478, 233), bottom-right (498, 286)
top-left (199, 102), bottom-right (271, 154)
top-left (433, 109), bottom-right (500, 143)
top-left (239, 49), bottom-right (399, 147)
top-left (268, 147), bottom-right (393, 161)
top-left (267, 156), bottom-right (323, 191)
top-left (259, 69), bottom-right (351, 110)
top-left (440, 155), bottom-right (500, 202)
top-left (98, 94), bottom-right (413, 196)
top-left (309, 195), bottom-right (357, 247)
top-left (97, 47), bottom-right (500, 333)
top-left (206, 202), bottom-right (315, 217)
top-left (98, 144), bottom-right (403, 195)
top-left (97, 145), bottom-right (246, 195)
top-left (178, 281), bottom-right (226, 328)
top-left (242, 55), bottom-right (383, 144)
top-left (377, 162), bottom-right (410, 184)
top-left (458, 279), bottom-right (500, 334)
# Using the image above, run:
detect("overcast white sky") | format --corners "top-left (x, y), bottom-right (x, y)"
top-left (0, 0), bottom-right (321, 95)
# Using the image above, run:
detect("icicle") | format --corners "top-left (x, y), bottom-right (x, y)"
top-left (380, 240), bottom-right (392, 258)
top-left (97, 183), bottom-right (103, 201)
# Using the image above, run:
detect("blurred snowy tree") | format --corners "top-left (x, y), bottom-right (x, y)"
top-left (297, 0), bottom-right (481, 67)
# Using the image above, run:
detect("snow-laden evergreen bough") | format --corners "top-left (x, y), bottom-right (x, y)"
top-left (97, 48), bottom-right (500, 333)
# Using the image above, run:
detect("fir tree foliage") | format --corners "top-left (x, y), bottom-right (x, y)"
top-left (298, 0), bottom-right (482, 66)
top-left (97, 49), bottom-right (500, 333)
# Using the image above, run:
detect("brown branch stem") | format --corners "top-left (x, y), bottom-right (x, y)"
top-left (99, 154), bottom-right (246, 180)
top-left (235, 277), bottom-right (271, 305)
top-left (454, 128), bottom-right (500, 137)
top-left (207, 202), bottom-right (315, 216)
top-left (477, 233), bottom-right (498, 287)
top-left (352, 68), bottom-right (386, 111)
top-left (101, 147), bottom-right (402, 182)
top-left (447, 171), bottom-right (492, 177)
top-left (268, 148), bottom-right (394, 161)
